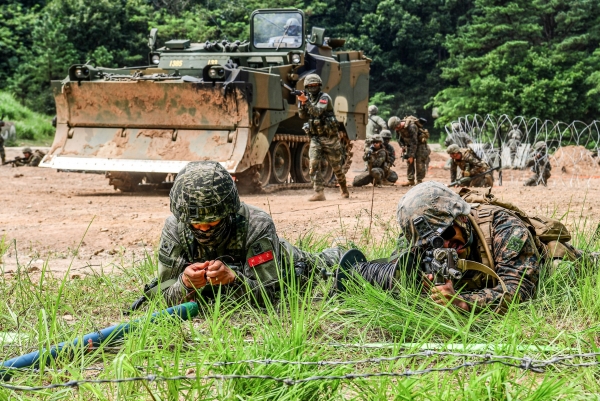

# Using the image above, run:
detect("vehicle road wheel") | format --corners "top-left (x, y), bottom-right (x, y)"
top-left (270, 141), bottom-right (291, 184)
top-left (293, 142), bottom-right (311, 183)
top-left (257, 151), bottom-right (271, 187)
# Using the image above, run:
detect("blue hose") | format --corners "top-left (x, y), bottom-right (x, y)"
top-left (0, 302), bottom-right (199, 380)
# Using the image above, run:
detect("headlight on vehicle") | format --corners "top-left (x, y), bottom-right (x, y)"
top-left (208, 66), bottom-right (225, 80)
top-left (74, 67), bottom-right (90, 79)
top-left (291, 54), bottom-right (301, 64)
top-left (151, 54), bottom-right (160, 65)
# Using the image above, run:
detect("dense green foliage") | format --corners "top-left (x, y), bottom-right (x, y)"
top-left (0, 91), bottom-right (54, 143)
top-left (0, 0), bottom-right (599, 131)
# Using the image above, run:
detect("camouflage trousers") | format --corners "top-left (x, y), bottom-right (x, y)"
top-left (406, 144), bottom-right (431, 182)
top-left (280, 238), bottom-right (343, 272)
top-left (524, 169), bottom-right (551, 186)
top-left (309, 135), bottom-right (346, 192)
top-left (353, 169), bottom-right (398, 187)
top-left (0, 144), bottom-right (4, 163)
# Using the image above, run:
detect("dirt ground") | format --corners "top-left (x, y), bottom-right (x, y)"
top-left (2, 144), bottom-right (600, 276)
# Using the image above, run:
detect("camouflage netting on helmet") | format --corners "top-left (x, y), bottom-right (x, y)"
top-left (368, 105), bottom-right (378, 115)
top-left (381, 130), bottom-right (392, 139)
top-left (22, 147), bottom-right (32, 153)
top-left (371, 134), bottom-right (383, 143)
top-left (396, 181), bottom-right (471, 244)
top-left (170, 161), bottom-right (240, 223)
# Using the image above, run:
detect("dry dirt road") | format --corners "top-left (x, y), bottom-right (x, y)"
top-left (1, 144), bottom-right (599, 276)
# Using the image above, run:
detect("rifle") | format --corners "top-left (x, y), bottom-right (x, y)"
top-left (2, 157), bottom-right (27, 166)
top-left (448, 166), bottom-right (499, 187)
top-left (282, 82), bottom-right (306, 98)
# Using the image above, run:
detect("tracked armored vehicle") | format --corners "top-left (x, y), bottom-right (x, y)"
top-left (41, 8), bottom-right (371, 192)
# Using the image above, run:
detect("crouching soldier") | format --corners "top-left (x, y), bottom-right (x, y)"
top-left (353, 135), bottom-right (395, 187)
top-left (447, 144), bottom-right (493, 187)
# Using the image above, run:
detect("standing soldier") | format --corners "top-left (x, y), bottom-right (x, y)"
top-left (298, 73), bottom-right (349, 201)
top-left (507, 124), bottom-right (523, 167)
top-left (364, 105), bottom-right (387, 171)
top-left (0, 119), bottom-right (5, 164)
top-left (524, 141), bottom-right (551, 186)
top-left (388, 116), bottom-right (431, 186)
top-left (447, 144), bottom-right (494, 187)
top-left (353, 135), bottom-right (395, 187)
top-left (380, 130), bottom-right (398, 184)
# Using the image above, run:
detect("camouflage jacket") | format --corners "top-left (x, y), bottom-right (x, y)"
top-left (14, 150), bottom-right (44, 167)
top-left (526, 150), bottom-right (551, 174)
top-left (383, 142), bottom-right (396, 165)
top-left (298, 91), bottom-right (338, 137)
top-left (363, 147), bottom-right (388, 170)
top-left (444, 132), bottom-right (473, 148)
top-left (458, 209), bottom-right (540, 313)
top-left (450, 149), bottom-right (490, 182)
top-left (157, 203), bottom-right (281, 306)
top-left (366, 115), bottom-right (387, 139)
top-left (396, 122), bottom-right (419, 158)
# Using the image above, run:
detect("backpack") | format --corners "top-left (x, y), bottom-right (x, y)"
top-left (403, 116), bottom-right (430, 143)
top-left (459, 188), bottom-right (574, 261)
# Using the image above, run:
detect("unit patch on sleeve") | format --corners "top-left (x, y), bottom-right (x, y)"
top-left (319, 99), bottom-right (328, 104)
top-left (506, 235), bottom-right (525, 253)
top-left (248, 250), bottom-right (274, 268)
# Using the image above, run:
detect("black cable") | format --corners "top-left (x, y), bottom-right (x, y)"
top-left (351, 262), bottom-right (397, 290)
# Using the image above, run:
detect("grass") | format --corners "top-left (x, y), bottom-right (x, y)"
top-left (1, 217), bottom-right (600, 400)
top-left (0, 91), bottom-right (54, 146)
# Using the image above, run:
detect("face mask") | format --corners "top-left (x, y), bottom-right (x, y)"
top-left (307, 85), bottom-right (320, 96)
top-left (190, 216), bottom-right (232, 247)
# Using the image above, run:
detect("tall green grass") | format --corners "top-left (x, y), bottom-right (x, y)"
top-left (1, 217), bottom-right (600, 400)
top-left (0, 91), bottom-right (54, 145)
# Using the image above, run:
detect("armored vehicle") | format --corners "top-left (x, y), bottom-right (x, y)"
top-left (40, 8), bottom-right (371, 191)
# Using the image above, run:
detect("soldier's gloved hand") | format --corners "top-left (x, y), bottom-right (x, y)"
top-left (428, 276), bottom-right (470, 311)
top-left (182, 262), bottom-right (208, 289)
top-left (205, 260), bottom-right (237, 285)
top-left (407, 157), bottom-right (414, 164)
top-left (458, 177), bottom-right (471, 185)
top-left (297, 93), bottom-right (308, 103)
top-left (463, 171), bottom-right (471, 177)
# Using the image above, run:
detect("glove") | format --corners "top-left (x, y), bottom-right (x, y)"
top-left (463, 171), bottom-right (471, 177)
top-left (297, 93), bottom-right (308, 103)
top-left (458, 177), bottom-right (472, 185)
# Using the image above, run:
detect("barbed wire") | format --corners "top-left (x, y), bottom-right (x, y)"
top-left (3, 351), bottom-right (600, 392)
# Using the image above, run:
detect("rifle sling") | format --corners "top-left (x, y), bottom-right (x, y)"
top-left (457, 259), bottom-right (508, 294)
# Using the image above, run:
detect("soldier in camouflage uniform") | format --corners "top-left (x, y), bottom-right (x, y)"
top-left (298, 73), bottom-right (349, 201)
top-left (507, 124), bottom-right (523, 167)
top-left (388, 116), bottom-right (431, 186)
top-left (447, 144), bottom-right (493, 187)
top-left (153, 161), bottom-right (342, 307)
top-left (524, 141), bottom-right (551, 186)
top-left (13, 147), bottom-right (45, 167)
top-left (381, 130), bottom-right (398, 184)
top-left (363, 105), bottom-right (388, 170)
top-left (353, 135), bottom-right (396, 187)
top-left (394, 182), bottom-right (540, 313)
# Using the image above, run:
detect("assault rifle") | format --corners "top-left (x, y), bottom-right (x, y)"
top-left (448, 166), bottom-right (499, 187)
top-left (282, 82), bottom-right (307, 98)
top-left (2, 157), bottom-right (27, 166)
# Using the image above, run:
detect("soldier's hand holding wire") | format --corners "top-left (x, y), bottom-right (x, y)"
top-left (205, 260), bottom-right (237, 285)
top-left (182, 262), bottom-right (209, 289)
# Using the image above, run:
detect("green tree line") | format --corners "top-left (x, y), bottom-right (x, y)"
top-left (1, 0), bottom-right (599, 132)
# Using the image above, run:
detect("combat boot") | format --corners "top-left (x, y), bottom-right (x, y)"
top-left (339, 181), bottom-right (349, 198)
top-left (382, 179), bottom-right (395, 186)
top-left (308, 191), bottom-right (326, 201)
top-left (399, 180), bottom-right (415, 187)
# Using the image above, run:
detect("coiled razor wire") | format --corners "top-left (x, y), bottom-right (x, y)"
top-left (444, 114), bottom-right (600, 187)
top-left (3, 351), bottom-right (600, 392)
top-left (352, 262), bottom-right (397, 290)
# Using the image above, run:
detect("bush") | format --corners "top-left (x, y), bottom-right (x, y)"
top-left (0, 91), bottom-right (54, 143)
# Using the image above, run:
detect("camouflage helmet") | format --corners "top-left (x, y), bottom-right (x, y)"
top-left (534, 141), bottom-right (547, 150)
top-left (22, 147), bottom-right (32, 154)
top-left (371, 134), bottom-right (383, 143)
top-left (304, 74), bottom-right (322, 86)
top-left (170, 161), bottom-right (240, 223)
top-left (368, 105), bottom-right (378, 115)
top-left (284, 18), bottom-right (301, 35)
top-left (446, 144), bottom-right (461, 154)
top-left (388, 116), bottom-right (402, 131)
top-left (381, 129), bottom-right (392, 139)
top-left (396, 181), bottom-right (471, 246)
top-left (513, 124), bottom-right (519, 129)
